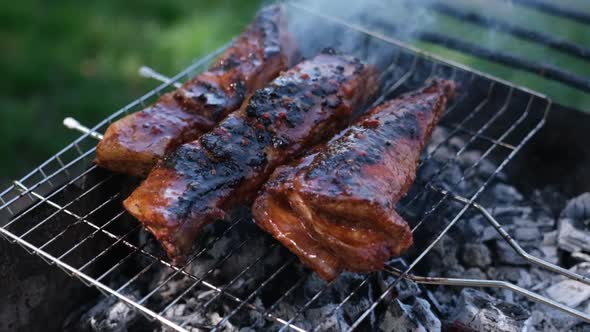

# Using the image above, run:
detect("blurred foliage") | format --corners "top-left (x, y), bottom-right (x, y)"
top-left (0, 0), bottom-right (261, 180)
top-left (1, 0), bottom-right (589, 182)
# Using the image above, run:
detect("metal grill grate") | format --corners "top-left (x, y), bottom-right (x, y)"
top-left (2, 2), bottom-right (589, 331)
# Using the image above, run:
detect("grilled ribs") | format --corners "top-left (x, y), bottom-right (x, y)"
top-left (96, 5), bottom-right (298, 177)
top-left (124, 52), bottom-right (379, 262)
top-left (253, 79), bottom-right (455, 281)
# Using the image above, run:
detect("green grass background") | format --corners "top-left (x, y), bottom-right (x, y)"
top-left (0, 0), bottom-right (262, 182)
top-left (1, 0), bottom-right (589, 183)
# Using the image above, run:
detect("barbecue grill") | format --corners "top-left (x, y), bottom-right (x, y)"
top-left (2, 1), bottom-right (590, 331)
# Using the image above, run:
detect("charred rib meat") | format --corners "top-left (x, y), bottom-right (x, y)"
top-left (124, 52), bottom-right (379, 262)
top-left (96, 5), bottom-right (298, 177)
top-left (253, 79), bottom-right (455, 281)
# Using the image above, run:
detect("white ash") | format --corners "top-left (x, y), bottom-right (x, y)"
top-left (379, 297), bottom-right (441, 332)
top-left (67, 288), bottom-right (143, 332)
top-left (546, 280), bottom-right (590, 308)
top-left (562, 193), bottom-right (590, 221)
top-left (449, 288), bottom-right (530, 332)
top-left (409, 129), bottom-right (590, 331)
top-left (557, 217), bottom-right (590, 254)
top-left (462, 243), bottom-right (492, 268)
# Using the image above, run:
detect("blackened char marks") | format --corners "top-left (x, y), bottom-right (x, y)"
top-left (164, 144), bottom-right (243, 219)
top-left (306, 109), bottom-right (423, 183)
top-left (241, 57), bottom-right (365, 150)
top-left (95, 5), bottom-right (296, 177)
top-left (177, 54), bottom-right (372, 220)
top-left (303, 82), bottom-right (452, 200)
top-left (252, 79), bottom-right (456, 281)
top-left (179, 80), bottom-right (238, 122)
top-left (122, 53), bottom-right (380, 263)
top-left (200, 114), bottom-right (271, 166)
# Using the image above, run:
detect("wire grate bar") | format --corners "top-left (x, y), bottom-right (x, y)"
top-left (346, 98), bottom-right (549, 331)
top-left (55, 207), bottom-right (125, 259)
top-left (136, 218), bottom-right (247, 305)
top-left (9, 181), bottom-right (306, 330)
top-left (138, 236), bottom-right (251, 306)
top-left (97, 242), bottom-right (150, 283)
top-left (114, 260), bottom-right (158, 294)
top-left (310, 277), bottom-right (371, 332)
top-left (276, 280), bottom-right (334, 332)
top-left (1, 147), bottom-right (96, 211)
top-left (10, 181), bottom-right (146, 257)
top-left (158, 240), bottom-right (278, 317)
top-left (78, 225), bottom-right (142, 272)
top-left (3, 164), bottom-right (100, 229)
top-left (0, 225), bottom-right (190, 332)
top-left (408, 95), bottom-right (535, 236)
top-left (26, 176), bottom-right (117, 243)
top-left (0, 195), bottom-right (14, 217)
top-left (199, 243), bottom-right (281, 310)
top-left (262, 273), bottom-right (310, 322)
top-left (209, 256), bottom-right (298, 332)
top-left (449, 124), bottom-right (516, 150)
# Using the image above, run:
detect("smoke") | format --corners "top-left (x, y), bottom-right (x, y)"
top-left (282, 0), bottom-right (527, 71)
top-left (283, 0), bottom-right (441, 70)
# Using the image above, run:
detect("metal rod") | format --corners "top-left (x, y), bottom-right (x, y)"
top-left (311, 277), bottom-right (371, 332)
top-left (380, 188), bottom-right (590, 323)
top-left (140, 236), bottom-right (250, 306)
top-left (17, 174), bottom-right (115, 240)
top-left (63, 64), bottom-right (187, 140)
top-left (429, 2), bottom-right (590, 61)
top-left (78, 224), bottom-right (141, 272)
top-left (63, 117), bottom-right (104, 140)
top-left (511, 0), bottom-right (590, 25)
top-left (138, 66), bottom-right (183, 89)
top-left (261, 273), bottom-right (309, 324)
top-left (136, 220), bottom-right (248, 305)
top-left (384, 266), bottom-right (590, 323)
top-left (139, 66), bottom-right (198, 99)
top-left (448, 191), bottom-right (590, 286)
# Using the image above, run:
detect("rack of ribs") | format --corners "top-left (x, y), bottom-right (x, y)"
top-left (96, 5), bottom-right (298, 177)
top-left (252, 79), bottom-right (456, 281)
top-left (124, 51), bottom-right (379, 263)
